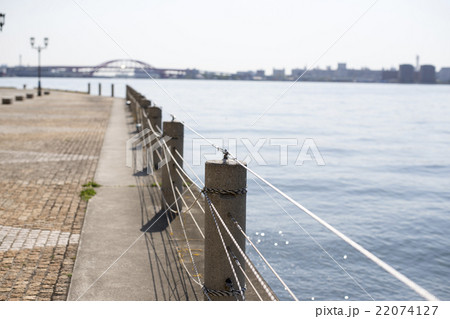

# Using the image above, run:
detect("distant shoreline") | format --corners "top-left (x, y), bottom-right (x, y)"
top-left (1, 75), bottom-right (449, 85)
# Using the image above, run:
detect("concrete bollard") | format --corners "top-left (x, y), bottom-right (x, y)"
top-left (146, 106), bottom-right (162, 169)
top-left (87, 83), bottom-right (91, 95)
top-left (15, 96), bottom-right (24, 101)
top-left (137, 99), bottom-right (151, 169)
top-left (2, 98), bottom-right (13, 105)
top-left (125, 85), bottom-right (131, 101)
top-left (111, 84), bottom-right (114, 97)
top-left (98, 83), bottom-right (102, 96)
top-left (26, 93), bottom-right (33, 99)
top-left (130, 98), bottom-right (137, 125)
top-left (204, 159), bottom-right (247, 301)
top-left (161, 121), bottom-right (184, 216)
top-left (138, 99), bottom-right (150, 130)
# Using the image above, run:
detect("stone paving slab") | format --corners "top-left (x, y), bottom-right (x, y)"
top-left (0, 89), bottom-right (112, 300)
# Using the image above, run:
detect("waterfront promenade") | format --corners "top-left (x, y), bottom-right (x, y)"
top-left (0, 88), bottom-right (205, 301)
top-left (0, 88), bottom-right (111, 300)
top-left (0, 87), bottom-right (274, 301)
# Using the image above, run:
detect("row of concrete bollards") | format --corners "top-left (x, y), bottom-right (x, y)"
top-left (87, 83), bottom-right (115, 97)
top-left (2, 91), bottom-right (48, 105)
top-left (126, 85), bottom-right (248, 301)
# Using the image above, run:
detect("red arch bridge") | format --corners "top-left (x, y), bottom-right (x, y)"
top-left (5, 59), bottom-right (199, 79)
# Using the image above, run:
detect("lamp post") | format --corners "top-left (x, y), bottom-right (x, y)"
top-left (30, 37), bottom-right (49, 96)
top-left (0, 13), bottom-right (5, 31)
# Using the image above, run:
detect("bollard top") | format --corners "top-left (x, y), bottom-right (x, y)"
top-left (163, 120), bottom-right (183, 129)
top-left (205, 159), bottom-right (247, 194)
top-left (141, 99), bottom-right (151, 108)
top-left (146, 106), bottom-right (162, 117)
top-left (206, 159), bottom-right (247, 167)
top-left (162, 120), bottom-right (184, 139)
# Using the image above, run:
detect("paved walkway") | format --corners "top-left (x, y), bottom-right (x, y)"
top-left (0, 89), bottom-right (112, 300)
top-left (0, 88), bottom-right (274, 301)
top-left (67, 97), bottom-right (204, 300)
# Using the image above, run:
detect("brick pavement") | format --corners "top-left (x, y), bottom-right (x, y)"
top-left (0, 89), bottom-right (112, 300)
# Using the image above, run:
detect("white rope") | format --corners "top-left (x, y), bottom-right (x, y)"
top-left (158, 136), bottom-right (208, 231)
top-left (171, 114), bottom-right (227, 155)
top-left (174, 149), bottom-right (205, 188)
top-left (228, 248), bottom-right (263, 301)
top-left (149, 124), bottom-right (203, 197)
top-left (143, 111), bottom-right (162, 137)
top-left (144, 103), bottom-right (365, 300)
top-left (160, 138), bottom-right (202, 189)
top-left (159, 138), bottom-right (207, 226)
top-left (147, 124), bottom-right (206, 238)
top-left (162, 146), bottom-right (204, 290)
top-left (177, 254), bottom-right (203, 288)
top-left (136, 136), bottom-right (202, 289)
top-left (173, 191), bottom-right (202, 284)
top-left (175, 167), bottom-right (206, 215)
top-left (174, 186), bottom-right (205, 239)
top-left (203, 193), bottom-right (282, 301)
top-left (175, 114), bottom-right (439, 301)
top-left (163, 179), bottom-right (209, 297)
top-left (231, 216), bottom-right (299, 301)
top-left (204, 192), bottom-right (245, 301)
top-left (148, 150), bottom-right (176, 214)
top-left (251, 176), bottom-right (374, 300)
top-left (240, 164), bottom-right (439, 301)
top-left (127, 98), bottom-right (213, 300)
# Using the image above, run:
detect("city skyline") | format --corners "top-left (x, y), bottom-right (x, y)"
top-left (4, 59), bottom-right (449, 84)
top-left (1, 0), bottom-right (449, 73)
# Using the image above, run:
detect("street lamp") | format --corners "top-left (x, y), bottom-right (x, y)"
top-left (0, 13), bottom-right (5, 31)
top-left (30, 37), bottom-right (49, 96)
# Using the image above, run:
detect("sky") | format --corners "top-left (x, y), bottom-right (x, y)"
top-left (1, 0), bottom-right (449, 73)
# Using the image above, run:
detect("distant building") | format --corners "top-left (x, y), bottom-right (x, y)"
top-left (272, 68), bottom-right (285, 80)
top-left (185, 69), bottom-right (200, 79)
top-left (291, 68), bottom-right (304, 79)
top-left (255, 70), bottom-right (265, 78)
top-left (348, 68), bottom-right (381, 82)
top-left (337, 63), bottom-right (347, 71)
top-left (0, 64), bottom-right (7, 76)
top-left (336, 63), bottom-right (348, 80)
top-left (382, 69), bottom-right (398, 82)
top-left (398, 64), bottom-right (415, 83)
top-left (419, 65), bottom-right (436, 84)
top-left (438, 67), bottom-right (450, 83)
top-left (235, 71), bottom-right (254, 80)
top-left (309, 67), bottom-right (333, 81)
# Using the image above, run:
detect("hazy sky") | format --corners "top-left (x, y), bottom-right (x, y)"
top-left (1, 0), bottom-right (449, 73)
